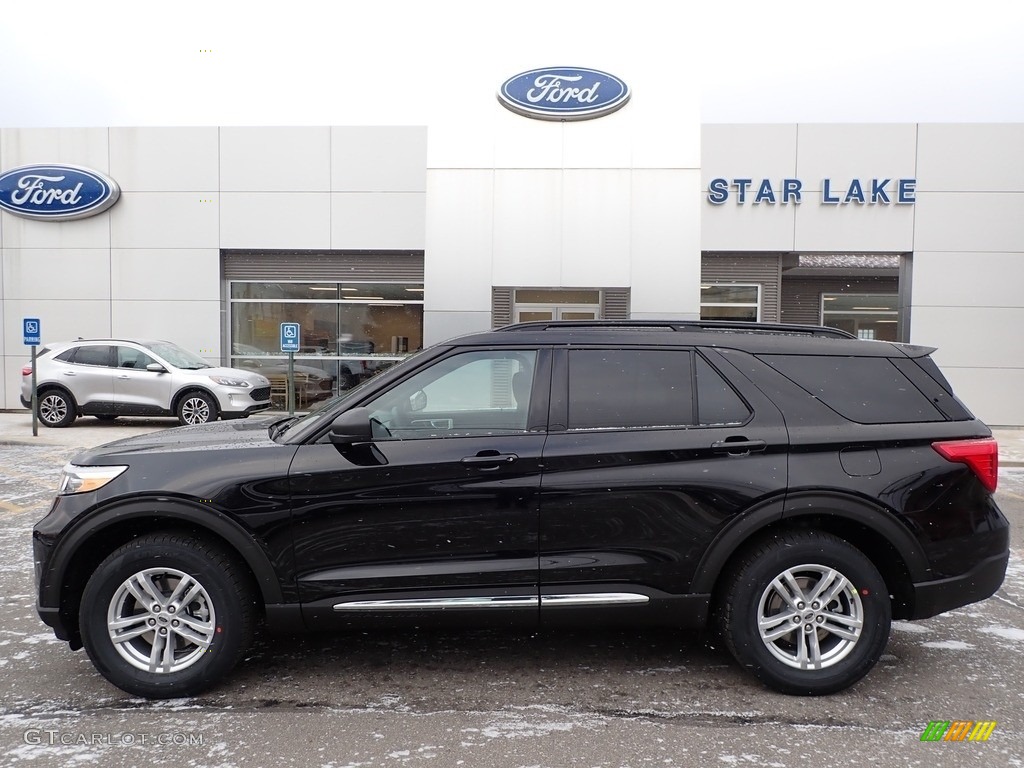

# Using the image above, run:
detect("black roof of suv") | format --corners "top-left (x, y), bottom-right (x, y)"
top-left (33, 321), bottom-right (1007, 698)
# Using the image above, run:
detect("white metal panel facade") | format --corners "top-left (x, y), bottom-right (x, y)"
top-left (1, 121), bottom-right (1022, 425)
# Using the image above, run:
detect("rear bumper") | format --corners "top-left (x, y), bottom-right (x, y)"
top-left (910, 550), bottom-right (1009, 619)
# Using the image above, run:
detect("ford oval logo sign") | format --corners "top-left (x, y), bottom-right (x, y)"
top-left (0, 164), bottom-right (120, 221)
top-left (498, 67), bottom-right (630, 121)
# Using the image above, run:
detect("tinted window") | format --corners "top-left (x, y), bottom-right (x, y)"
top-left (54, 348), bottom-right (76, 363)
top-left (760, 355), bottom-right (944, 424)
top-left (568, 349), bottom-right (692, 430)
top-left (72, 345), bottom-right (113, 367)
top-left (696, 355), bottom-right (751, 425)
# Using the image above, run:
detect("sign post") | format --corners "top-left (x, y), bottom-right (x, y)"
top-left (23, 318), bottom-right (41, 436)
top-left (280, 323), bottom-right (300, 416)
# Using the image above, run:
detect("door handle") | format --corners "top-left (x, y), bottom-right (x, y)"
top-left (461, 453), bottom-right (518, 471)
top-left (711, 438), bottom-right (767, 456)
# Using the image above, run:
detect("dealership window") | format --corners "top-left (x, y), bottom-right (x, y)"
top-left (492, 287), bottom-right (630, 326)
top-left (514, 289), bottom-right (602, 322)
top-left (820, 293), bottom-right (898, 341)
top-left (229, 281), bottom-right (423, 401)
top-left (700, 284), bottom-right (760, 321)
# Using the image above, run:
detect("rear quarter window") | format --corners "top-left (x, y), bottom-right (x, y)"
top-left (759, 354), bottom-right (945, 424)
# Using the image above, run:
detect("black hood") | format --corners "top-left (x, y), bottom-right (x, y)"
top-left (71, 418), bottom-right (280, 464)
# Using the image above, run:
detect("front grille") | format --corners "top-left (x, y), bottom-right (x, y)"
top-left (250, 386), bottom-right (271, 402)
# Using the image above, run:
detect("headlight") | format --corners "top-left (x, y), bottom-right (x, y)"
top-left (209, 376), bottom-right (252, 388)
top-left (57, 464), bottom-right (128, 495)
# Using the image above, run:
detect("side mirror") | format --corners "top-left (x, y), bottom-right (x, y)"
top-left (328, 407), bottom-right (373, 445)
top-left (146, 363), bottom-right (168, 374)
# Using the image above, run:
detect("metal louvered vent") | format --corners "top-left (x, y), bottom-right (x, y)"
top-left (603, 288), bottom-right (630, 320)
top-left (222, 250), bottom-right (424, 282)
top-left (492, 287), bottom-right (514, 328)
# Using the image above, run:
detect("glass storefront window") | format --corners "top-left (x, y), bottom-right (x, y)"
top-left (513, 288), bottom-right (601, 322)
top-left (700, 284), bottom-right (760, 321)
top-left (229, 281), bottom-right (423, 404)
top-left (821, 293), bottom-right (898, 341)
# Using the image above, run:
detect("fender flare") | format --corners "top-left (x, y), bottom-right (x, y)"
top-left (690, 491), bottom-right (930, 594)
top-left (171, 386), bottom-right (221, 412)
top-left (42, 498), bottom-right (285, 607)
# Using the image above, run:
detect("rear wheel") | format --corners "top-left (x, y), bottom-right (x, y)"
top-left (720, 530), bottom-right (891, 695)
top-left (37, 389), bottom-right (76, 428)
top-left (177, 391), bottom-right (217, 425)
top-left (79, 533), bottom-right (255, 698)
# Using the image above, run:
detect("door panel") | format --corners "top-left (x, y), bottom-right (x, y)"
top-left (538, 347), bottom-right (788, 601)
top-left (60, 345), bottom-right (115, 412)
top-left (288, 346), bottom-right (550, 629)
top-left (112, 346), bottom-right (172, 413)
top-left (289, 434), bottom-right (544, 605)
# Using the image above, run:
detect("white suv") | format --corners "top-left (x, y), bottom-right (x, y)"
top-left (21, 339), bottom-right (271, 427)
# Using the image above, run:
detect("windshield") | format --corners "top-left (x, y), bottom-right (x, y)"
top-left (145, 341), bottom-right (213, 370)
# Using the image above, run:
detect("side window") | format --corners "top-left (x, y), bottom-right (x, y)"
top-left (696, 354), bottom-right (751, 425)
top-left (761, 354), bottom-right (944, 424)
top-left (71, 345), bottom-right (113, 367)
top-left (116, 346), bottom-right (157, 369)
top-left (568, 349), bottom-right (692, 430)
top-left (365, 350), bottom-right (538, 439)
top-left (54, 348), bottom-right (77, 363)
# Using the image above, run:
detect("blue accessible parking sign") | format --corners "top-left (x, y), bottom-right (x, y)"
top-left (23, 317), bottom-right (41, 345)
top-left (280, 322), bottom-right (300, 352)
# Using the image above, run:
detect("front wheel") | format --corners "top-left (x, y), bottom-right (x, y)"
top-left (720, 530), bottom-right (891, 695)
top-left (79, 533), bottom-right (255, 698)
top-left (177, 391), bottom-right (217, 425)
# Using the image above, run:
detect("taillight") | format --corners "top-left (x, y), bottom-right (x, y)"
top-left (932, 438), bottom-right (998, 493)
top-left (21, 366), bottom-right (33, 376)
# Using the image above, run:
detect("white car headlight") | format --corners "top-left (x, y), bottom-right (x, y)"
top-left (209, 376), bottom-right (252, 388)
top-left (58, 464), bottom-right (128, 495)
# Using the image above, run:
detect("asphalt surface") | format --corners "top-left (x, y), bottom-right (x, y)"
top-left (0, 412), bottom-right (1022, 767)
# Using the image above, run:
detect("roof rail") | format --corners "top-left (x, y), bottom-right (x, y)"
top-left (495, 320), bottom-right (857, 339)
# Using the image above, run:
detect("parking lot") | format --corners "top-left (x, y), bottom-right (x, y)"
top-left (1, 416), bottom-right (1022, 767)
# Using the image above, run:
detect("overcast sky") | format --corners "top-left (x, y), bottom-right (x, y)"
top-left (1, 0), bottom-right (1021, 127)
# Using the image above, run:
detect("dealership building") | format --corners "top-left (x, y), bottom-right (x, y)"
top-left (1, 68), bottom-right (1022, 424)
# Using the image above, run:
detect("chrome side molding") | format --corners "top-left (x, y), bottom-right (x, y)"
top-left (333, 592), bottom-right (650, 611)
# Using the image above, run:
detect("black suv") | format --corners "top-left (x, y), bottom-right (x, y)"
top-left (33, 321), bottom-right (1008, 698)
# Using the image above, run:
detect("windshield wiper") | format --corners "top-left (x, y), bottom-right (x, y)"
top-left (269, 415), bottom-right (300, 440)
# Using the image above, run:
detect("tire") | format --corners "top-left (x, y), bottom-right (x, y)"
top-left (37, 389), bottom-right (76, 428)
top-left (177, 391), bottom-right (217, 426)
top-left (79, 533), bottom-right (255, 698)
top-left (720, 530), bottom-right (891, 696)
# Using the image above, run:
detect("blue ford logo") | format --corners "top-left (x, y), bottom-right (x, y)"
top-left (0, 164), bottom-right (120, 221)
top-left (498, 67), bottom-right (630, 121)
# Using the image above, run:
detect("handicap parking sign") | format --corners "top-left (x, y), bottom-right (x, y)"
top-left (23, 318), bottom-right (41, 345)
top-left (280, 322), bottom-right (300, 352)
